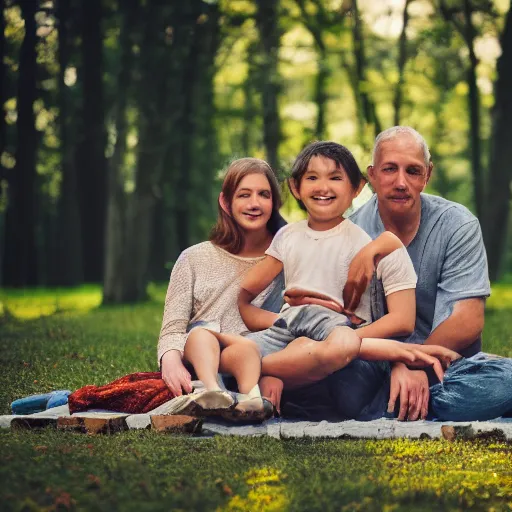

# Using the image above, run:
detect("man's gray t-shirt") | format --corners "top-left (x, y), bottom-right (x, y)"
top-left (350, 193), bottom-right (490, 357)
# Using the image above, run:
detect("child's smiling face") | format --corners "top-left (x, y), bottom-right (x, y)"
top-left (291, 155), bottom-right (359, 231)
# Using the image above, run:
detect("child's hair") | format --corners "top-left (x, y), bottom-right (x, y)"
top-left (210, 158), bottom-right (283, 254)
top-left (290, 141), bottom-right (365, 191)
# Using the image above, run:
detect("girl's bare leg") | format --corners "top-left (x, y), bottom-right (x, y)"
top-left (212, 332), bottom-right (272, 419)
top-left (184, 328), bottom-right (222, 391)
top-left (219, 341), bottom-right (262, 394)
top-left (262, 327), bottom-right (361, 388)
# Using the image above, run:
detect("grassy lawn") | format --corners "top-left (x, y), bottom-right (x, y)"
top-left (1, 284), bottom-right (512, 511)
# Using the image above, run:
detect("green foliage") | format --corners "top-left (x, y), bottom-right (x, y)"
top-left (3, 0), bottom-right (512, 288)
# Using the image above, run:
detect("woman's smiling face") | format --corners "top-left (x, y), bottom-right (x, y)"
top-left (230, 173), bottom-right (273, 233)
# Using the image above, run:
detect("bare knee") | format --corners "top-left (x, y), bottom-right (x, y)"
top-left (185, 328), bottom-right (219, 354)
top-left (235, 339), bottom-right (261, 359)
top-left (221, 339), bottom-right (261, 363)
top-left (316, 328), bottom-right (361, 372)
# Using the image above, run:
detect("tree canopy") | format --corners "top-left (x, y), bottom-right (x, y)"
top-left (0, 0), bottom-right (510, 300)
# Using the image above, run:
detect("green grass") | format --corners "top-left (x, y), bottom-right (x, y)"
top-left (1, 284), bottom-right (512, 511)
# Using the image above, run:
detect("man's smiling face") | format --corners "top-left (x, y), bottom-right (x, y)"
top-left (368, 134), bottom-right (432, 216)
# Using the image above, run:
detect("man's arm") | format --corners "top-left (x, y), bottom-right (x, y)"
top-left (428, 218), bottom-right (489, 352)
top-left (425, 298), bottom-right (485, 351)
top-left (387, 298), bottom-right (485, 422)
top-left (389, 217), bottom-right (489, 420)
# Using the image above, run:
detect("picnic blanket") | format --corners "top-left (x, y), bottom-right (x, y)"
top-left (68, 372), bottom-right (175, 414)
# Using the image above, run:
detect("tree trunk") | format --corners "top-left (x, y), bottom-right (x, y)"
top-left (103, 0), bottom-right (138, 303)
top-left (430, 57), bottom-right (454, 199)
top-left (463, 0), bottom-right (484, 221)
top-left (484, 6), bottom-right (512, 281)
top-left (340, 57), bottom-right (367, 149)
top-left (294, 0), bottom-right (329, 140)
top-left (116, 1), bottom-right (183, 301)
top-left (187, 2), bottom-right (220, 244)
top-left (351, 0), bottom-right (382, 139)
top-left (0, 0), bottom-right (5, 283)
top-left (77, 0), bottom-right (107, 283)
top-left (2, 0), bottom-right (38, 287)
top-left (242, 42), bottom-right (258, 154)
top-left (173, 15), bottom-right (201, 254)
top-left (439, 0), bottom-right (484, 220)
top-left (55, 0), bottom-right (83, 286)
top-left (393, 0), bottom-right (412, 126)
top-left (314, 51), bottom-right (328, 140)
top-left (255, 0), bottom-right (281, 172)
top-left (0, 0), bottom-right (6, 164)
top-left (105, 1), bottom-right (216, 302)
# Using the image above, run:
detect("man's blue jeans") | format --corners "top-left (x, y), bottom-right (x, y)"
top-left (428, 354), bottom-right (512, 421)
top-left (284, 353), bottom-right (512, 421)
top-left (281, 359), bottom-right (390, 421)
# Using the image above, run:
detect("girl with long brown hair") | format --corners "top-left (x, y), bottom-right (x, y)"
top-left (157, 158), bottom-right (285, 420)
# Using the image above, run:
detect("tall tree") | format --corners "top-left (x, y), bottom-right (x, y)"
top-left (76, 0), bottom-right (107, 283)
top-left (55, 0), bottom-right (82, 285)
top-left (186, 2), bottom-right (221, 245)
top-left (103, 0), bottom-right (139, 303)
top-left (255, 0), bottom-right (282, 171)
top-left (110, 1), bottom-right (206, 301)
top-left (349, 0), bottom-right (382, 143)
top-left (241, 41), bottom-right (258, 155)
top-left (2, 0), bottom-right (38, 286)
top-left (165, 1), bottom-right (221, 256)
top-left (394, 0), bottom-right (413, 126)
top-left (112, 0), bottom-right (172, 301)
top-left (171, 4), bottom-right (204, 255)
top-left (484, 5), bottom-right (512, 280)
top-left (440, 0), bottom-right (485, 220)
top-left (0, 0), bottom-right (6, 167)
top-left (295, 0), bottom-right (330, 139)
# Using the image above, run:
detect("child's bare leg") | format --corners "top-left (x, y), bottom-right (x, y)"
top-left (212, 331), bottom-right (252, 348)
top-left (184, 328), bottom-right (222, 391)
top-left (219, 340), bottom-right (261, 394)
top-left (262, 327), bottom-right (361, 388)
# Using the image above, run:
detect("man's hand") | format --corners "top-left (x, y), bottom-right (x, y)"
top-left (388, 363), bottom-right (429, 421)
top-left (161, 350), bottom-right (193, 396)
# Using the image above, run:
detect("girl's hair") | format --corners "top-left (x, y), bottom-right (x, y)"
top-left (210, 158), bottom-right (283, 254)
top-left (290, 141), bottom-right (365, 192)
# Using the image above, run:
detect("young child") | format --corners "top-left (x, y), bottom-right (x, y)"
top-left (186, 142), bottom-right (458, 416)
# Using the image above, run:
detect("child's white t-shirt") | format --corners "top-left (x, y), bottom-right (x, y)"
top-left (265, 219), bottom-right (417, 324)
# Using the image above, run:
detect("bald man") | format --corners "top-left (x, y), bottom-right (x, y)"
top-left (349, 126), bottom-right (489, 421)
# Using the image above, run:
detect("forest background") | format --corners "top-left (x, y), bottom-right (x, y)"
top-left (1, 0), bottom-right (511, 303)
